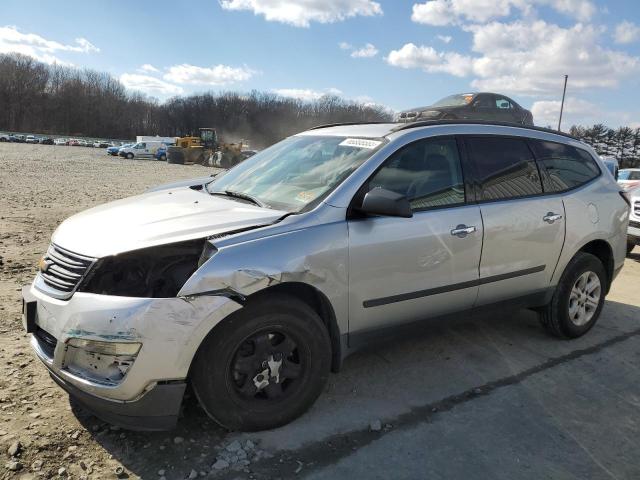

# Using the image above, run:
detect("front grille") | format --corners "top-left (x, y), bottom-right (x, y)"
top-left (39, 244), bottom-right (95, 294)
top-left (34, 326), bottom-right (57, 359)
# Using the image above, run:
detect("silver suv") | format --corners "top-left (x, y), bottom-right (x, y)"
top-left (23, 121), bottom-right (630, 431)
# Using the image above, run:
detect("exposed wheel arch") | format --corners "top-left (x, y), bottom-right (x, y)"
top-left (577, 239), bottom-right (614, 293)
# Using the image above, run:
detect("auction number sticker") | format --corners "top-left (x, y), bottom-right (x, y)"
top-left (339, 138), bottom-right (382, 149)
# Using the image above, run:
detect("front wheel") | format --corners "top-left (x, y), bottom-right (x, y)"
top-left (191, 295), bottom-right (331, 431)
top-left (539, 252), bottom-right (606, 338)
top-left (126, 153), bottom-right (134, 159)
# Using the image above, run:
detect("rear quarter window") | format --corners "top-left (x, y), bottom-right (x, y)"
top-left (530, 140), bottom-right (600, 192)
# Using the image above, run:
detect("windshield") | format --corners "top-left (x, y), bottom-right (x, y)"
top-left (431, 94), bottom-right (474, 108)
top-left (619, 170), bottom-right (640, 180)
top-left (207, 135), bottom-right (384, 212)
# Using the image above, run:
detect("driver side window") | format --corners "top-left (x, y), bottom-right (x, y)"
top-left (368, 137), bottom-right (466, 211)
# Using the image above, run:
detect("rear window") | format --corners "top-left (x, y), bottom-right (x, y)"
top-left (465, 137), bottom-right (542, 201)
top-left (530, 141), bottom-right (600, 192)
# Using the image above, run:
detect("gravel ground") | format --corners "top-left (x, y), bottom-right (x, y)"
top-left (1, 142), bottom-right (640, 480)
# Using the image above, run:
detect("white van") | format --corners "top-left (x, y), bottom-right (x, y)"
top-left (119, 141), bottom-right (168, 160)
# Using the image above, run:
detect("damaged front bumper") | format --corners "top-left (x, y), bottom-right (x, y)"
top-left (23, 284), bottom-right (241, 430)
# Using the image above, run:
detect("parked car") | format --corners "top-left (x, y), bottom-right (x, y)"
top-left (107, 145), bottom-right (122, 155)
top-left (601, 156), bottom-right (619, 179)
top-left (155, 147), bottom-right (167, 161)
top-left (25, 135), bottom-right (38, 144)
top-left (119, 141), bottom-right (167, 160)
top-left (398, 92), bottom-right (534, 126)
top-left (13, 134), bottom-right (26, 143)
top-left (68, 139), bottom-right (80, 146)
top-left (618, 168), bottom-right (640, 191)
top-left (54, 138), bottom-right (68, 146)
top-left (23, 121), bottom-right (628, 431)
top-left (39, 138), bottom-right (54, 145)
top-left (0, 133), bottom-right (10, 142)
top-left (626, 185), bottom-right (640, 255)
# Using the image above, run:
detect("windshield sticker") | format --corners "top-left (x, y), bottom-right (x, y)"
top-left (296, 191), bottom-right (317, 202)
top-left (339, 138), bottom-right (382, 150)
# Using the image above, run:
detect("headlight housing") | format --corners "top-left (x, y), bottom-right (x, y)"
top-left (78, 239), bottom-right (205, 298)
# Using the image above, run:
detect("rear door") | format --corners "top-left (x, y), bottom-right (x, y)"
top-left (463, 136), bottom-right (565, 305)
top-left (348, 136), bottom-right (482, 334)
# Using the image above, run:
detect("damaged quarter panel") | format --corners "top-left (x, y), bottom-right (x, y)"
top-left (178, 214), bottom-right (350, 339)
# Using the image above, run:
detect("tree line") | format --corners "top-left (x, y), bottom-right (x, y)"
top-left (0, 53), bottom-right (391, 147)
top-left (568, 124), bottom-right (640, 168)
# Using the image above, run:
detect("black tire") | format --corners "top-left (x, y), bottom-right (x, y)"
top-left (126, 152), bottom-right (134, 159)
top-left (158, 154), bottom-right (166, 162)
top-left (191, 294), bottom-right (331, 431)
top-left (539, 252), bottom-right (607, 339)
top-left (627, 238), bottom-right (636, 256)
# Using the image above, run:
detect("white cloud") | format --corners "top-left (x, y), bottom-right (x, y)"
top-left (410, 0), bottom-right (594, 26)
top-left (0, 25), bottom-right (99, 64)
top-left (467, 21), bottom-right (639, 94)
top-left (219, 0), bottom-right (382, 27)
top-left (530, 96), bottom-right (598, 127)
top-left (164, 63), bottom-right (255, 85)
top-left (386, 43), bottom-right (473, 77)
top-left (119, 73), bottom-right (184, 97)
top-left (437, 35), bottom-right (452, 43)
top-left (387, 20), bottom-right (640, 96)
top-left (139, 63), bottom-right (160, 73)
top-left (350, 43), bottom-right (378, 58)
top-left (614, 21), bottom-right (640, 44)
top-left (339, 41), bottom-right (352, 50)
top-left (272, 87), bottom-right (343, 101)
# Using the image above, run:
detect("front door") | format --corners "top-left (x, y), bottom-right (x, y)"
top-left (348, 136), bottom-right (483, 335)
top-left (463, 136), bottom-right (565, 305)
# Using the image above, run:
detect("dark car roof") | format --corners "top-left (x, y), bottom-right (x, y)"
top-left (400, 92), bottom-right (524, 114)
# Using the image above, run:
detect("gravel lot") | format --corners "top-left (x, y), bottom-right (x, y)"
top-left (1, 143), bottom-right (640, 479)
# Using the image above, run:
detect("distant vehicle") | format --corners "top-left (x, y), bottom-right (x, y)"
top-left (68, 139), bottom-right (80, 146)
top-left (93, 141), bottom-right (110, 148)
top-left (119, 141), bottom-right (167, 160)
top-left (398, 92), bottom-right (534, 126)
top-left (54, 138), bottom-right (67, 146)
top-left (25, 135), bottom-right (38, 144)
top-left (627, 185), bottom-right (640, 255)
top-left (618, 168), bottom-right (640, 191)
top-left (601, 156), bottom-right (619, 179)
top-left (77, 140), bottom-right (90, 147)
top-left (14, 134), bottom-right (26, 143)
top-left (40, 138), bottom-right (54, 145)
top-left (0, 134), bottom-right (10, 142)
top-left (155, 147), bottom-right (167, 162)
top-left (107, 145), bottom-right (123, 155)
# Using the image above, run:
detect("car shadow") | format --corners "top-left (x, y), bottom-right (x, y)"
top-left (70, 299), bottom-right (640, 478)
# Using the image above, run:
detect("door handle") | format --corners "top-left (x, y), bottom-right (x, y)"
top-left (451, 224), bottom-right (476, 238)
top-left (543, 212), bottom-right (563, 224)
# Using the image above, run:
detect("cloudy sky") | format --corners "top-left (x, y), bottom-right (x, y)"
top-left (2, 0), bottom-right (640, 128)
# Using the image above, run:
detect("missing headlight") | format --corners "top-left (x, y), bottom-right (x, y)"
top-left (79, 239), bottom-right (205, 298)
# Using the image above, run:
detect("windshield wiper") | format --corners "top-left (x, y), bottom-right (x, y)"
top-left (211, 190), bottom-right (268, 208)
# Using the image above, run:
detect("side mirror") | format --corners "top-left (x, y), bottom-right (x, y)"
top-left (358, 188), bottom-right (413, 218)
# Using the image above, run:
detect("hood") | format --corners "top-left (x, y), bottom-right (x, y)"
top-left (52, 188), bottom-right (287, 258)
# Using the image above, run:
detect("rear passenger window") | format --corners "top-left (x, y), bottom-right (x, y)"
top-left (368, 137), bottom-right (465, 211)
top-left (465, 137), bottom-right (542, 200)
top-left (531, 141), bottom-right (601, 192)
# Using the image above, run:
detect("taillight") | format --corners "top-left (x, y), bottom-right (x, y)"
top-left (620, 191), bottom-right (631, 207)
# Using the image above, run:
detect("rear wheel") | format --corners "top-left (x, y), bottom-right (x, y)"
top-left (539, 252), bottom-right (606, 338)
top-left (126, 152), bottom-right (134, 160)
top-left (191, 295), bottom-right (331, 431)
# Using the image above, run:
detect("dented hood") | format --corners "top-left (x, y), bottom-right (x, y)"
top-left (52, 188), bottom-right (287, 258)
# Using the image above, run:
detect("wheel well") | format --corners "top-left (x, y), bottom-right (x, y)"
top-left (579, 239), bottom-right (614, 292)
top-left (248, 282), bottom-right (343, 372)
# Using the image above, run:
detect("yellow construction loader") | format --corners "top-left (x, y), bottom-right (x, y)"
top-left (167, 128), bottom-right (245, 168)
